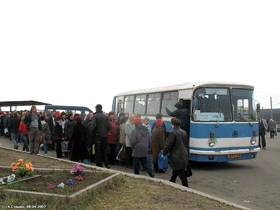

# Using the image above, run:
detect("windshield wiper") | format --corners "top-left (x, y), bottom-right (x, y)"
top-left (215, 99), bottom-right (222, 128)
top-left (238, 113), bottom-right (253, 126)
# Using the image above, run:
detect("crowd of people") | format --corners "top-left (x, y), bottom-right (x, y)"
top-left (0, 103), bottom-right (191, 187)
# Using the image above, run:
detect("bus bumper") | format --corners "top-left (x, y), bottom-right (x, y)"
top-left (189, 147), bottom-right (260, 162)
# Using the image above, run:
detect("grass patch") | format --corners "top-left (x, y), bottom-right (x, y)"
top-left (0, 174), bottom-right (241, 210)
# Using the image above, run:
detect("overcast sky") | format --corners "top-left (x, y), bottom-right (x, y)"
top-left (1, 0), bottom-right (279, 112)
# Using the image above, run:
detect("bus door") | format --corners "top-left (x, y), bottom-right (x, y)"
top-left (181, 99), bottom-right (191, 137)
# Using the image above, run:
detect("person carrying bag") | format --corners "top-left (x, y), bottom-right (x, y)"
top-left (117, 144), bottom-right (126, 162)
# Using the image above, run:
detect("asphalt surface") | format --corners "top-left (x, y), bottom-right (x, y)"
top-left (1, 133), bottom-right (280, 210)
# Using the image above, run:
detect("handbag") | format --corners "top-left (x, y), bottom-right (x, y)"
top-left (158, 151), bottom-right (168, 170)
top-left (92, 144), bottom-right (95, 155)
top-left (39, 134), bottom-right (45, 144)
top-left (185, 165), bottom-right (192, 177)
top-left (4, 128), bottom-right (8, 135)
top-left (116, 145), bottom-right (126, 162)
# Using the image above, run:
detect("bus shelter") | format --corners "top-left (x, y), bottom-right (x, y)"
top-left (0, 100), bottom-right (52, 112)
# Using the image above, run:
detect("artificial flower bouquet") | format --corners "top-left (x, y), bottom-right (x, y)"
top-left (70, 164), bottom-right (84, 175)
top-left (11, 159), bottom-right (34, 178)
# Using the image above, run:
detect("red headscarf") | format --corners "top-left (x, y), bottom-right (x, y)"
top-left (156, 119), bottom-right (163, 126)
top-left (134, 118), bottom-right (142, 125)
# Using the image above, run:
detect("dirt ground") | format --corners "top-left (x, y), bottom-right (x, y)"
top-left (1, 168), bottom-right (110, 195)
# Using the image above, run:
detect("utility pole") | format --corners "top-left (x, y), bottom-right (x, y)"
top-left (270, 97), bottom-right (273, 120)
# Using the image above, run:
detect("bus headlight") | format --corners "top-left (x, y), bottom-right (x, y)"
top-left (250, 137), bottom-right (257, 145)
top-left (208, 138), bottom-right (216, 147)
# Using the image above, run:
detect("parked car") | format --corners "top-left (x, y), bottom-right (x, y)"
top-left (277, 124), bottom-right (280, 132)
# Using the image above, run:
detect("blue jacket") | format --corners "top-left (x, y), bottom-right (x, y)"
top-left (4, 116), bottom-right (9, 128)
top-left (166, 108), bottom-right (190, 127)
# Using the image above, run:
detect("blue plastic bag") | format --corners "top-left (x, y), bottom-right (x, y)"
top-left (158, 151), bottom-right (168, 170)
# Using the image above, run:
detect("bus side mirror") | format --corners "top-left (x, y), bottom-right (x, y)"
top-left (256, 103), bottom-right (260, 113)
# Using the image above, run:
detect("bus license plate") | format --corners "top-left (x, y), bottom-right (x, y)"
top-left (227, 154), bottom-right (241, 159)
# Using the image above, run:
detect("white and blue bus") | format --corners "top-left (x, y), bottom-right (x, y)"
top-left (112, 81), bottom-right (260, 162)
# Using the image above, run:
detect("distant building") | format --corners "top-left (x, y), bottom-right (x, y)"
top-left (260, 109), bottom-right (280, 124)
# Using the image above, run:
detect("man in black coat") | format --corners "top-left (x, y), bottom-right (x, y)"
top-left (258, 115), bottom-right (267, 149)
top-left (91, 104), bottom-right (111, 168)
top-left (8, 113), bottom-right (21, 149)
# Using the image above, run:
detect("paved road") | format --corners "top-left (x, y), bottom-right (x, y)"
top-left (1, 133), bottom-right (279, 210)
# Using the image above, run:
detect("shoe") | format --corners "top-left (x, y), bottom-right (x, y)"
top-left (149, 173), bottom-right (154, 178)
top-left (44, 154), bottom-right (49, 156)
top-left (183, 184), bottom-right (189, 188)
top-left (106, 165), bottom-right (111, 169)
top-left (263, 147), bottom-right (266, 149)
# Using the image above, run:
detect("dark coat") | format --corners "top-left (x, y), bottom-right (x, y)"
top-left (91, 111), bottom-right (111, 138)
top-left (166, 108), bottom-right (190, 128)
top-left (152, 125), bottom-right (166, 163)
top-left (163, 127), bottom-right (189, 171)
top-left (23, 113), bottom-right (42, 131)
top-left (86, 121), bottom-right (94, 148)
top-left (130, 125), bottom-right (151, 158)
top-left (65, 120), bottom-right (75, 140)
top-left (69, 123), bottom-right (89, 162)
top-left (8, 117), bottom-right (21, 133)
top-left (47, 116), bottom-right (56, 132)
top-left (53, 122), bottom-right (63, 141)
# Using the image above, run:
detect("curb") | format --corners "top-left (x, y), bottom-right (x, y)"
top-left (0, 145), bottom-right (252, 210)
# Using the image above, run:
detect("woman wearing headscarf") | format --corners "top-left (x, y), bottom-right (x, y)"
top-left (107, 112), bottom-right (118, 165)
top-left (161, 118), bottom-right (189, 187)
top-left (69, 115), bottom-right (89, 163)
top-left (152, 119), bottom-right (166, 173)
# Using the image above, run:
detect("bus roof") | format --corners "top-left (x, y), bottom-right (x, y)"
top-left (115, 81), bottom-right (254, 96)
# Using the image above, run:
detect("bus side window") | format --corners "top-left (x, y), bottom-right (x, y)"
top-left (147, 93), bottom-right (161, 115)
top-left (161, 91), bottom-right (178, 114)
top-left (135, 94), bottom-right (146, 115)
top-left (124, 96), bottom-right (134, 114)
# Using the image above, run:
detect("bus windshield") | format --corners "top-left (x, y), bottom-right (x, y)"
top-left (193, 88), bottom-right (232, 122)
top-left (232, 89), bottom-right (257, 122)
